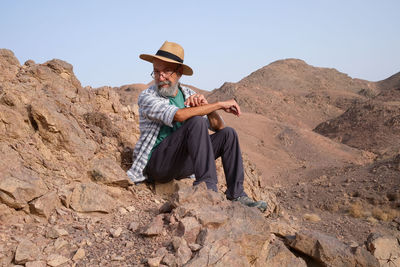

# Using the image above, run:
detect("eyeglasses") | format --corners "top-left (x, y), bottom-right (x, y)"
top-left (151, 67), bottom-right (179, 79)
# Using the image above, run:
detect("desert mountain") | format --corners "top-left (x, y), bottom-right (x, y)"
top-left (208, 59), bottom-right (380, 128)
top-left (206, 59), bottom-right (384, 185)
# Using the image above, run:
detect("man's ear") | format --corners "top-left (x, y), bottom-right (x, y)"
top-left (177, 66), bottom-right (184, 76)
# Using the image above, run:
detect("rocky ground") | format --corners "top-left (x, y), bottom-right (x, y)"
top-left (1, 49), bottom-right (400, 266)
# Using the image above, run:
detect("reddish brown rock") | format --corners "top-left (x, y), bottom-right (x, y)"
top-left (14, 240), bottom-right (41, 264)
top-left (257, 239), bottom-right (306, 267)
top-left (141, 214), bottom-right (164, 236)
top-left (90, 157), bottom-right (133, 188)
top-left (287, 230), bottom-right (379, 267)
top-left (29, 191), bottom-right (61, 218)
top-left (177, 216), bottom-right (201, 244)
top-left (0, 145), bottom-right (48, 209)
top-left (366, 233), bottom-right (400, 267)
top-left (0, 49), bottom-right (20, 82)
top-left (69, 183), bottom-right (116, 213)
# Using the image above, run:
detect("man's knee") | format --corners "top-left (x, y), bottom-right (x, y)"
top-left (220, 126), bottom-right (238, 140)
top-left (186, 116), bottom-right (207, 129)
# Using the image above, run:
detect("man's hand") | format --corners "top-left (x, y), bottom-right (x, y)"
top-left (220, 99), bottom-right (241, 117)
top-left (184, 94), bottom-right (208, 107)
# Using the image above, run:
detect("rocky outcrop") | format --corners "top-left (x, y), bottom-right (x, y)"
top-left (286, 230), bottom-right (379, 267)
top-left (0, 49), bottom-right (138, 216)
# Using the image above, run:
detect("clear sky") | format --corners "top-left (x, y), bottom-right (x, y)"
top-left (1, 0), bottom-right (399, 91)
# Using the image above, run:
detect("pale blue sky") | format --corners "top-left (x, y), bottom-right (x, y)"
top-left (1, 0), bottom-right (399, 90)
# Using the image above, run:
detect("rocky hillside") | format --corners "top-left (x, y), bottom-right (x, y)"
top-left (0, 50), bottom-right (278, 266)
top-left (1, 49), bottom-right (399, 266)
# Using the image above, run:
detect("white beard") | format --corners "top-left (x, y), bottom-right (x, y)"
top-left (157, 81), bottom-right (179, 97)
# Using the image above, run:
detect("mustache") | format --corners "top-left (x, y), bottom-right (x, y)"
top-left (158, 81), bottom-right (171, 86)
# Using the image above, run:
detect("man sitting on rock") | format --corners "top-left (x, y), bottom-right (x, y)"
top-left (127, 41), bottom-right (267, 212)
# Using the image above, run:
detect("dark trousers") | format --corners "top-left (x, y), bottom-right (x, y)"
top-left (144, 116), bottom-right (246, 199)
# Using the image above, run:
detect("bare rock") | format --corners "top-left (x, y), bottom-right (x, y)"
top-left (128, 221), bottom-right (139, 232)
top-left (29, 99), bottom-right (97, 161)
top-left (58, 186), bottom-right (73, 209)
top-left (0, 105), bottom-right (31, 140)
top-left (45, 227), bottom-right (69, 239)
top-left (0, 150), bottom-right (48, 209)
top-left (126, 205), bottom-right (135, 212)
top-left (187, 240), bottom-right (248, 267)
top-left (161, 253), bottom-right (176, 267)
top-left (175, 238), bottom-right (192, 266)
top-left (25, 261), bottom-right (47, 267)
top-left (53, 238), bottom-right (68, 251)
top-left (258, 239), bottom-right (306, 267)
top-left (69, 183), bottom-right (116, 213)
top-left (176, 216), bottom-right (201, 244)
top-left (72, 248), bottom-right (85, 261)
top-left (171, 183), bottom-right (270, 265)
top-left (155, 179), bottom-right (192, 198)
top-left (14, 240), bottom-right (40, 264)
top-left (110, 227), bottom-right (123, 238)
top-left (188, 243), bottom-right (202, 252)
top-left (0, 49), bottom-right (20, 82)
top-left (268, 218), bottom-right (299, 237)
top-left (159, 202), bottom-right (174, 213)
top-left (90, 157), bottom-right (133, 188)
top-left (45, 59), bottom-right (81, 88)
top-left (141, 214), bottom-right (164, 236)
top-left (287, 230), bottom-right (379, 267)
top-left (46, 254), bottom-right (69, 267)
top-left (172, 182), bottom-right (224, 208)
top-left (147, 256), bottom-right (163, 267)
top-left (366, 233), bottom-right (400, 266)
top-left (29, 191), bottom-right (61, 218)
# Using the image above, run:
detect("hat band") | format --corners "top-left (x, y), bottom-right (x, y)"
top-left (156, 50), bottom-right (183, 63)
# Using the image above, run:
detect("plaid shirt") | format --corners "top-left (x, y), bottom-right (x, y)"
top-left (127, 84), bottom-right (200, 183)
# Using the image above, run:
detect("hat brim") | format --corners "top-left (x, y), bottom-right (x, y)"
top-left (140, 54), bottom-right (193, 76)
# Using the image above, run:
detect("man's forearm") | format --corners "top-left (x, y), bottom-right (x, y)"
top-left (174, 102), bottom-right (222, 122)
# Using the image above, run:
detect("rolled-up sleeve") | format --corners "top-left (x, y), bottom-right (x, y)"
top-left (139, 91), bottom-right (179, 128)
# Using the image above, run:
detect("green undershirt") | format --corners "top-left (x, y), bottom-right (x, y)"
top-left (149, 88), bottom-right (185, 159)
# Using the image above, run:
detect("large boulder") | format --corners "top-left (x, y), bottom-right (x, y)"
top-left (14, 239), bottom-right (41, 264)
top-left (169, 183), bottom-right (271, 265)
top-left (68, 183), bottom-right (116, 213)
top-left (0, 146), bottom-right (48, 209)
top-left (286, 230), bottom-right (379, 267)
top-left (89, 156), bottom-right (133, 188)
top-left (256, 239), bottom-right (307, 267)
top-left (366, 233), bottom-right (400, 267)
top-left (29, 191), bottom-right (61, 218)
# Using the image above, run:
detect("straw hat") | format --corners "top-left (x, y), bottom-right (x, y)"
top-left (139, 41), bottom-right (193, 76)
